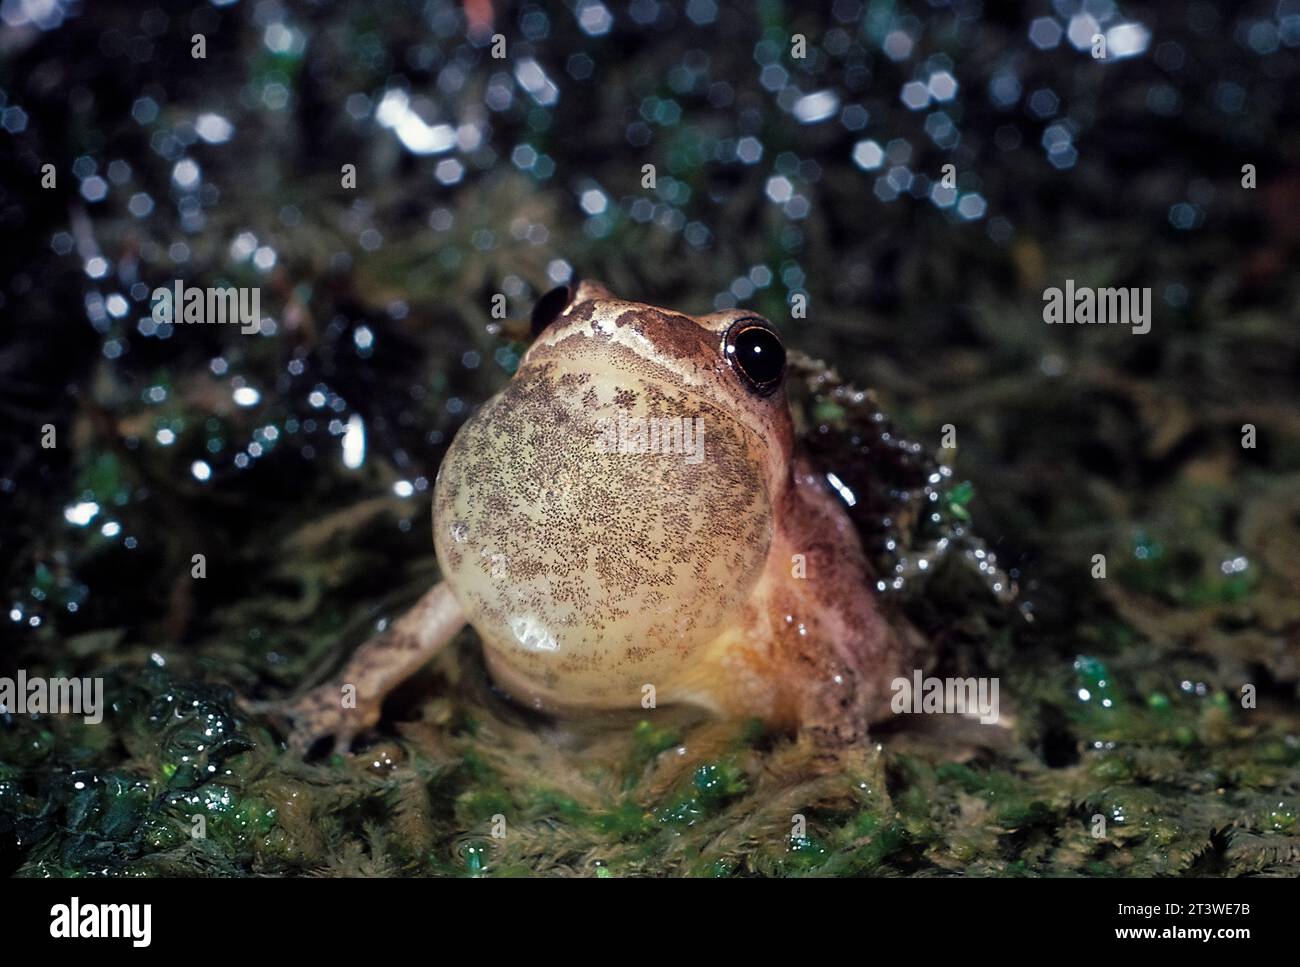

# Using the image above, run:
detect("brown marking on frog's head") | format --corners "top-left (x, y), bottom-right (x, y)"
top-left (523, 281), bottom-right (795, 489)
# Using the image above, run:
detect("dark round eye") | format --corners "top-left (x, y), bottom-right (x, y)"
top-left (531, 284), bottom-right (572, 337)
top-left (724, 320), bottom-right (785, 394)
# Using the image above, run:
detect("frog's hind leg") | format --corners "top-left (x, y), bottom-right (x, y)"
top-left (247, 582), bottom-right (466, 756)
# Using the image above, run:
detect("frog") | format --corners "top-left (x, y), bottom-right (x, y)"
top-left (270, 281), bottom-right (918, 754)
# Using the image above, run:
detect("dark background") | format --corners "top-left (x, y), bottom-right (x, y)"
top-left (1, 0), bottom-right (1297, 877)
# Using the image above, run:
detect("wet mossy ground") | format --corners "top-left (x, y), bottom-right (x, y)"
top-left (4, 337), bottom-right (1298, 877)
top-left (2, 2), bottom-right (1299, 876)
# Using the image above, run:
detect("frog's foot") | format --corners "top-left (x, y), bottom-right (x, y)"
top-left (245, 684), bottom-right (382, 756)
top-left (244, 582), bottom-right (468, 757)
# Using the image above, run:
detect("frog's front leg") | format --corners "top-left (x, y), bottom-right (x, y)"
top-left (769, 459), bottom-right (922, 751)
top-left (254, 582), bottom-right (466, 755)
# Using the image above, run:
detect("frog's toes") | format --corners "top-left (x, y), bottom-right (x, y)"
top-left (243, 684), bottom-right (381, 757)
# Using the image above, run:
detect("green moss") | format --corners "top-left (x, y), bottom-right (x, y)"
top-left (626, 720), bottom-right (680, 781)
top-left (842, 820), bottom-right (912, 874)
top-left (592, 801), bottom-right (657, 840)
top-left (6, 11), bottom-right (1300, 878)
top-left (656, 762), bottom-right (748, 827)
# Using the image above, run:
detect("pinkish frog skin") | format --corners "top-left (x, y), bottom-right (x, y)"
top-left (431, 281), bottom-right (912, 745)
top-left (274, 281), bottom-right (915, 752)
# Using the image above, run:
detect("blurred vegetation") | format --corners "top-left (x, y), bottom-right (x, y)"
top-left (1, 0), bottom-right (1298, 876)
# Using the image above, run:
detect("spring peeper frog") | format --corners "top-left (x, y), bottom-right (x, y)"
top-left (274, 281), bottom-right (915, 753)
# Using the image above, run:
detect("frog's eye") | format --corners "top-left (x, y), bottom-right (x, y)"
top-left (723, 319), bottom-right (785, 395)
top-left (531, 284), bottom-right (572, 337)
